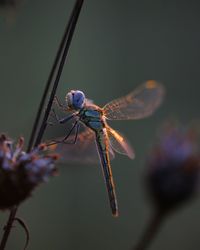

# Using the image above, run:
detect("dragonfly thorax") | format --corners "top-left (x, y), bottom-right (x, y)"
top-left (79, 107), bottom-right (105, 132)
top-left (65, 90), bottom-right (85, 110)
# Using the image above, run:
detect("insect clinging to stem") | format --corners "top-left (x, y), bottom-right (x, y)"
top-left (49, 80), bottom-right (165, 217)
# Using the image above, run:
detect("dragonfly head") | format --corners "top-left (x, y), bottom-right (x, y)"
top-left (65, 90), bottom-right (85, 110)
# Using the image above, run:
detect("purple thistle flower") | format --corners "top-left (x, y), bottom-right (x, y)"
top-left (0, 134), bottom-right (58, 210)
top-left (146, 124), bottom-right (200, 213)
top-left (133, 124), bottom-right (200, 250)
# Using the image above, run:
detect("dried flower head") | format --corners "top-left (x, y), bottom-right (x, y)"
top-left (146, 124), bottom-right (200, 213)
top-left (0, 134), bottom-right (58, 210)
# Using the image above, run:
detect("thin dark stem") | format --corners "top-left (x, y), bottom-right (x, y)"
top-left (34, 0), bottom-right (84, 147)
top-left (0, 1), bottom-right (84, 249)
top-left (133, 210), bottom-right (165, 250)
top-left (0, 206), bottom-right (18, 250)
top-left (27, 0), bottom-right (84, 151)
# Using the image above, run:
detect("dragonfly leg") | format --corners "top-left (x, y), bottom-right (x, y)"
top-left (54, 95), bottom-right (67, 111)
top-left (48, 108), bottom-right (60, 125)
top-left (62, 122), bottom-right (80, 144)
top-left (49, 108), bottom-right (76, 125)
top-left (47, 121), bottom-right (79, 146)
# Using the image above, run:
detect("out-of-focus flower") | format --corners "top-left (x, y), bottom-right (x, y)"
top-left (133, 124), bottom-right (200, 250)
top-left (0, 134), bottom-right (58, 210)
top-left (146, 124), bottom-right (200, 213)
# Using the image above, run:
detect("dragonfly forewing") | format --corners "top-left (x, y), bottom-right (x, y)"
top-left (103, 80), bottom-right (164, 120)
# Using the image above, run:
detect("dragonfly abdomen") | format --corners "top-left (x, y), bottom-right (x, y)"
top-left (95, 130), bottom-right (118, 217)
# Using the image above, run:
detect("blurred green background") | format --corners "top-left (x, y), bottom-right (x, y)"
top-left (0, 0), bottom-right (200, 249)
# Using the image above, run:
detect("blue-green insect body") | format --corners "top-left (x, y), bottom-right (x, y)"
top-left (79, 107), bottom-right (105, 132)
top-left (77, 106), bottom-right (118, 216)
top-left (56, 83), bottom-right (164, 216)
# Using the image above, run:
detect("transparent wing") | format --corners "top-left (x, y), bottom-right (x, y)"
top-left (48, 128), bottom-right (115, 164)
top-left (107, 126), bottom-right (135, 159)
top-left (103, 80), bottom-right (164, 120)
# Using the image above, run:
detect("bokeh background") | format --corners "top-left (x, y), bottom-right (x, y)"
top-left (0, 0), bottom-right (200, 249)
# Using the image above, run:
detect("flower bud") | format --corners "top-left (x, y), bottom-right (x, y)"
top-left (146, 125), bottom-right (200, 213)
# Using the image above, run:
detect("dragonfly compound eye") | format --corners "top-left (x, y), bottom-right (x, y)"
top-left (66, 90), bottom-right (85, 110)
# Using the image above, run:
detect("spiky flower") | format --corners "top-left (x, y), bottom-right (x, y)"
top-left (0, 134), bottom-right (58, 210)
top-left (146, 124), bottom-right (200, 213)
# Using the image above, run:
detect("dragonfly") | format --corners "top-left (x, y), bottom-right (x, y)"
top-left (49, 80), bottom-right (164, 217)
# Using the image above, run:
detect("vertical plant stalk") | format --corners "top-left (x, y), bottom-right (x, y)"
top-left (0, 1), bottom-right (84, 249)
top-left (0, 206), bottom-right (18, 250)
top-left (133, 210), bottom-right (165, 250)
top-left (34, 0), bottom-right (84, 147)
top-left (28, 0), bottom-right (84, 151)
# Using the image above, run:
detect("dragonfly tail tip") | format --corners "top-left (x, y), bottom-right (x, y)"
top-left (112, 211), bottom-right (119, 218)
